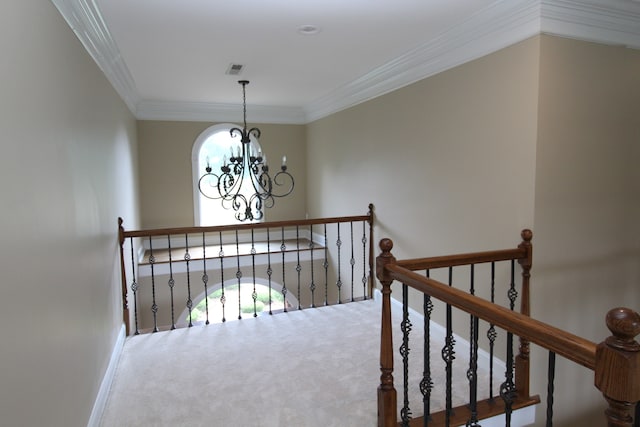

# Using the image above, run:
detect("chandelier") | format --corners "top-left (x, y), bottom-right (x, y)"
top-left (198, 80), bottom-right (295, 222)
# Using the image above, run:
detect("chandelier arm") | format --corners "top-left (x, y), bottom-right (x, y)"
top-left (198, 172), bottom-right (225, 200)
top-left (248, 127), bottom-right (261, 139)
top-left (270, 169), bottom-right (295, 198)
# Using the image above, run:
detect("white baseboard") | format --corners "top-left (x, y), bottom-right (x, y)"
top-left (87, 324), bottom-right (126, 427)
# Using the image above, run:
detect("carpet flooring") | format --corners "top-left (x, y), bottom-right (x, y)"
top-left (100, 298), bottom-right (497, 427)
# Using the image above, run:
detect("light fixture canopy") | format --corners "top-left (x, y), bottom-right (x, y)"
top-left (198, 80), bottom-right (294, 222)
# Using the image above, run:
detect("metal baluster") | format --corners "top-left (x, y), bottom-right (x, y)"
top-left (184, 234), bottom-right (193, 327)
top-left (500, 260), bottom-right (519, 426)
top-left (218, 231), bottom-right (226, 323)
top-left (361, 220), bottom-right (367, 300)
top-left (336, 222), bottom-right (342, 304)
top-left (148, 236), bottom-right (159, 332)
top-left (400, 283), bottom-right (413, 426)
top-left (309, 224), bottom-right (316, 308)
top-left (251, 229), bottom-right (258, 317)
top-left (201, 232), bottom-right (209, 325)
top-left (323, 224), bottom-right (328, 306)
top-left (129, 237), bottom-right (139, 335)
top-left (350, 222), bottom-right (355, 302)
top-left (546, 351), bottom-right (556, 427)
top-left (280, 227), bottom-right (288, 312)
top-left (295, 225), bottom-right (301, 310)
top-left (167, 235), bottom-right (176, 330)
top-left (466, 265), bottom-right (480, 426)
top-left (235, 229), bottom-right (242, 320)
top-left (487, 262), bottom-right (497, 400)
top-left (267, 228), bottom-right (273, 315)
top-left (421, 270), bottom-right (433, 427)
top-left (508, 260), bottom-right (518, 311)
top-left (443, 266), bottom-right (456, 426)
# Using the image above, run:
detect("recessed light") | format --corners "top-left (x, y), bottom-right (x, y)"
top-left (297, 25), bottom-right (320, 35)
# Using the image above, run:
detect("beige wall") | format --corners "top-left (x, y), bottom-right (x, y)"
top-left (0, 1), bottom-right (139, 426)
top-left (306, 34), bottom-right (639, 425)
top-left (531, 35), bottom-right (640, 425)
top-left (307, 36), bottom-right (540, 259)
top-left (137, 120), bottom-right (306, 229)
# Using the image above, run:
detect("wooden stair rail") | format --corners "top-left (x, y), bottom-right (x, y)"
top-left (377, 236), bottom-right (640, 427)
top-left (118, 205), bottom-right (375, 333)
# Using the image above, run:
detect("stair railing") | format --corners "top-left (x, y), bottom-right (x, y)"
top-left (376, 234), bottom-right (639, 427)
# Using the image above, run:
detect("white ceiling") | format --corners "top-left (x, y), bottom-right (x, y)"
top-left (54, 0), bottom-right (640, 124)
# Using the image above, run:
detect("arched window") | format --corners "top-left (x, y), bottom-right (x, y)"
top-left (192, 123), bottom-right (263, 226)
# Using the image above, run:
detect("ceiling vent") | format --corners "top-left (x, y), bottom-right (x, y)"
top-left (226, 63), bottom-right (244, 75)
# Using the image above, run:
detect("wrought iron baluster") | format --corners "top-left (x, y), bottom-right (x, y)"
top-left (167, 235), bottom-right (176, 330)
top-left (336, 222), bottom-right (342, 304)
top-left (508, 259), bottom-right (518, 311)
top-left (323, 224), bottom-right (328, 306)
top-left (501, 261), bottom-right (518, 427)
top-left (201, 232), bottom-right (209, 325)
top-left (350, 221), bottom-right (355, 302)
top-left (218, 231), bottom-right (226, 323)
top-left (487, 262), bottom-right (497, 400)
top-left (280, 227), bottom-right (288, 312)
top-left (361, 220), bottom-right (368, 300)
top-left (148, 236), bottom-right (159, 332)
top-left (235, 229), bottom-right (242, 320)
top-left (266, 228), bottom-right (273, 315)
top-left (251, 229), bottom-right (257, 317)
top-left (295, 225), bottom-right (301, 310)
top-left (421, 270), bottom-right (433, 427)
top-left (309, 224), bottom-right (316, 308)
top-left (546, 351), bottom-right (556, 427)
top-left (184, 234), bottom-right (193, 327)
top-left (466, 264), bottom-right (480, 427)
top-left (400, 283), bottom-right (413, 426)
top-left (443, 266), bottom-right (456, 426)
top-left (501, 331), bottom-right (516, 427)
top-left (129, 237), bottom-right (139, 335)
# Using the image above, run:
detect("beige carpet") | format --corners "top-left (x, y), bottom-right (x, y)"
top-left (100, 298), bottom-right (498, 427)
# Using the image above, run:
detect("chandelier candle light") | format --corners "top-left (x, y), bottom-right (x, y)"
top-left (198, 80), bottom-right (295, 222)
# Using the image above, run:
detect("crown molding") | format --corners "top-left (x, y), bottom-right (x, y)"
top-left (304, 0), bottom-right (542, 122)
top-left (540, 0), bottom-right (640, 49)
top-left (136, 100), bottom-right (308, 125)
top-left (304, 0), bottom-right (640, 122)
top-left (53, 0), bottom-right (640, 124)
top-left (51, 0), bottom-right (139, 114)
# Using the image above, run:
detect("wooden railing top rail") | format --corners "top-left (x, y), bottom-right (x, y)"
top-left (396, 247), bottom-right (527, 271)
top-left (119, 208), bottom-right (373, 240)
top-left (384, 262), bottom-right (597, 369)
top-left (395, 229), bottom-right (532, 271)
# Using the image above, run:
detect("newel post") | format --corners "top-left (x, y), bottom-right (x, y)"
top-left (516, 229), bottom-right (533, 397)
top-left (118, 218), bottom-right (130, 336)
top-left (377, 238), bottom-right (397, 427)
top-left (595, 307), bottom-right (640, 427)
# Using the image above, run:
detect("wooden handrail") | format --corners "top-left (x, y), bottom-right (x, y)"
top-left (121, 212), bottom-right (372, 239)
top-left (396, 248), bottom-right (527, 271)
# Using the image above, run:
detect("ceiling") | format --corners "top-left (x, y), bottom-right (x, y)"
top-left (54, 0), bottom-right (640, 124)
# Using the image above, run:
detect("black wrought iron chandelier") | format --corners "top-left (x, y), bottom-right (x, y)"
top-left (198, 80), bottom-right (294, 222)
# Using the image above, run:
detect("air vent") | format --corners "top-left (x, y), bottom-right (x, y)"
top-left (226, 64), bottom-right (244, 75)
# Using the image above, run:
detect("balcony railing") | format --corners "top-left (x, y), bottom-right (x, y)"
top-left (118, 205), bottom-right (374, 335)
